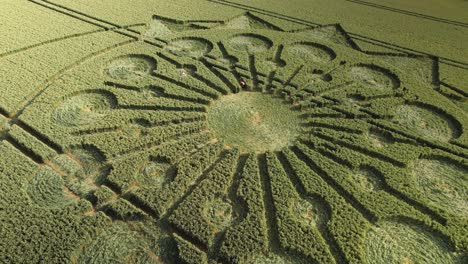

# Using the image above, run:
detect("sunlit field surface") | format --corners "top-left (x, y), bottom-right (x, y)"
top-left (0, 1), bottom-right (467, 263)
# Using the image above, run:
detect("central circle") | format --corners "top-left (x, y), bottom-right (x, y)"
top-left (207, 91), bottom-right (302, 153)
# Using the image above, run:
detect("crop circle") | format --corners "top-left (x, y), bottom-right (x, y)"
top-left (104, 54), bottom-right (157, 80)
top-left (207, 91), bottom-right (303, 153)
top-left (410, 158), bottom-right (467, 217)
top-left (165, 37), bottom-right (213, 58)
top-left (228, 33), bottom-right (273, 53)
top-left (204, 197), bottom-right (235, 229)
top-left (286, 42), bottom-right (336, 62)
top-left (2, 11), bottom-right (467, 264)
top-left (350, 64), bottom-right (400, 89)
top-left (52, 91), bottom-right (117, 127)
top-left (392, 104), bottom-right (460, 142)
top-left (365, 220), bottom-right (460, 264)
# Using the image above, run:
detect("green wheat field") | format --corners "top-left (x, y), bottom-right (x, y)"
top-left (0, 0), bottom-right (467, 263)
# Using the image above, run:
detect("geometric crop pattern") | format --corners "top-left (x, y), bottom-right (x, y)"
top-left (1, 4), bottom-right (466, 264)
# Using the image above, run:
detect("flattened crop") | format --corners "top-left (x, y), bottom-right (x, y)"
top-left (0, 3), bottom-right (467, 264)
